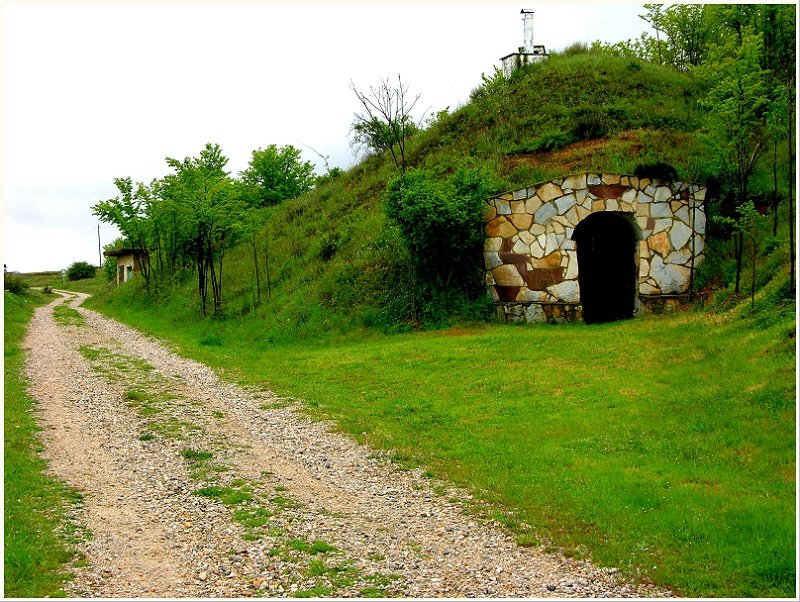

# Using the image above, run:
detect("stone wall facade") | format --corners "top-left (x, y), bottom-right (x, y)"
top-left (484, 173), bottom-right (707, 323)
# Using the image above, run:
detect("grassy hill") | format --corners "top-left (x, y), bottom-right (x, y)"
top-left (91, 50), bottom-right (756, 339)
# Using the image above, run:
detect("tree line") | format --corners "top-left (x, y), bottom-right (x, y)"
top-left (594, 3), bottom-right (795, 293)
top-left (93, 143), bottom-right (318, 316)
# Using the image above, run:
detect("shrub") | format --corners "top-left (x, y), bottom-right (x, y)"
top-left (4, 274), bottom-right (28, 294)
top-left (66, 261), bottom-right (96, 281)
top-left (383, 163), bottom-right (498, 324)
top-left (103, 256), bottom-right (118, 282)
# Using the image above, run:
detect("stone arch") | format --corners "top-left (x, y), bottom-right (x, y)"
top-left (484, 173), bottom-right (707, 323)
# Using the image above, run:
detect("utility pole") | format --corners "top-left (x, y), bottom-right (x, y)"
top-left (97, 224), bottom-right (102, 267)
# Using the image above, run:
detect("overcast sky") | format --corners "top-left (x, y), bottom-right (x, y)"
top-left (2, 1), bottom-right (655, 273)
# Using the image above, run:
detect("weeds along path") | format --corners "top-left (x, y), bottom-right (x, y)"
top-left (26, 291), bottom-right (671, 598)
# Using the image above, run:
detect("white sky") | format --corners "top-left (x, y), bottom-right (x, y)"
top-left (2, 1), bottom-right (655, 273)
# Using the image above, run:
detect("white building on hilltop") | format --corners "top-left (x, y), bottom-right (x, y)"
top-left (500, 9), bottom-right (548, 77)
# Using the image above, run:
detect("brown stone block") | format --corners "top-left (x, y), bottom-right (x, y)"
top-left (509, 213), bottom-right (533, 230)
top-left (587, 183), bottom-right (631, 199)
top-left (510, 200), bottom-right (526, 214)
top-left (495, 286), bottom-right (521, 301)
top-left (537, 182), bottom-right (564, 202)
top-left (499, 252), bottom-right (529, 268)
top-left (492, 265), bottom-right (525, 287)
top-left (486, 216), bottom-right (518, 238)
top-left (524, 267), bottom-right (564, 290)
top-left (649, 231), bottom-right (670, 257)
top-left (531, 250), bottom-right (562, 270)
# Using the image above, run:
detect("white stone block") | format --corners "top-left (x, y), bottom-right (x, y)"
top-left (555, 193), bottom-right (577, 215)
top-left (530, 240), bottom-right (545, 258)
top-left (639, 257), bottom-right (650, 278)
top-left (691, 236), bottom-right (705, 255)
top-left (674, 206), bottom-right (691, 225)
top-left (547, 280), bottom-right (581, 302)
top-left (524, 304), bottom-right (546, 322)
top-left (561, 173), bottom-right (587, 191)
top-left (695, 210), bottom-right (706, 234)
top-left (666, 248), bottom-right (692, 265)
top-left (564, 250), bottom-right (578, 279)
top-left (513, 238), bottom-right (528, 254)
top-left (485, 252), bottom-right (503, 269)
top-left (519, 230), bottom-right (535, 245)
top-left (484, 237), bottom-right (502, 252)
top-left (649, 254), bottom-right (691, 293)
top-left (639, 281), bottom-right (660, 295)
top-left (622, 188), bottom-right (637, 203)
top-left (652, 218), bottom-right (672, 234)
top-left (650, 202), bottom-right (672, 218)
top-left (654, 186), bottom-right (672, 202)
top-left (564, 207), bottom-right (579, 227)
top-left (669, 220), bottom-right (693, 250)
top-left (534, 202), bottom-right (558, 224)
top-left (496, 199), bottom-right (512, 215)
top-left (545, 232), bottom-right (559, 255)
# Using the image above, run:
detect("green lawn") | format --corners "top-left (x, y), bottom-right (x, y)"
top-left (4, 290), bottom-right (82, 597)
top-left (86, 289), bottom-right (796, 598)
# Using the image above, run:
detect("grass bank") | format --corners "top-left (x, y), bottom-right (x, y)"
top-left (84, 287), bottom-right (796, 598)
top-left (3, 290), bottom-right (83, 597)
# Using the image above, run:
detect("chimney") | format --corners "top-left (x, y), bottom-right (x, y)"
top-left (521, 9), bottom-right (535, 53)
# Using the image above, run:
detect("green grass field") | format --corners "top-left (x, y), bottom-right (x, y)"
top-left (84, 285), bottom-right (796, 598)
top-left (4, 290), bottom-right (82, 597)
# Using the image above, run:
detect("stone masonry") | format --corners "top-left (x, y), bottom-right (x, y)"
top-left (484, 173), bottom-right (707, 323)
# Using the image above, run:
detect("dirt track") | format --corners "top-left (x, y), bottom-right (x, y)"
top-left (24, 291), bottom-right (671, 598)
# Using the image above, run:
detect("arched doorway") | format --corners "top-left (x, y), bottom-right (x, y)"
top-left (572, 212), bottom-right (639, 324)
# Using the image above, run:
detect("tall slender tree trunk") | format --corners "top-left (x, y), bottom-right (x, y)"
top-left (772, 138), bottom-right (779, 236)
top-left (264, 239), bottom-right (272, 299)
top-left (252, 238), bottom-right (261, 305)
top-left (734, 231), bottom-right (744, 295)
top-left (788, 112), bottom-right (795, 290)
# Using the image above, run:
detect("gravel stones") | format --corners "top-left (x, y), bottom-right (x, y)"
top-left (24, 291), bottom-right (672, 598)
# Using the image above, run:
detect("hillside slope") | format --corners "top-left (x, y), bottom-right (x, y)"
top-left (96, 52), bottom-right (729, 337)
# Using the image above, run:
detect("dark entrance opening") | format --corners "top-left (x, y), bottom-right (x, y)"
top-left (572, 212), bottom-right (639, 324)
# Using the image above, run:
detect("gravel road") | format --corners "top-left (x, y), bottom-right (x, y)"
top-left (24, 291), bottom-right (672, 598)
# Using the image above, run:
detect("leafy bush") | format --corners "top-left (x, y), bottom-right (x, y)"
top-left (4, 274), bottom-right (28, 294)
top-left (569, 104), bottom-right (630, 140)
top-left (383, 163), bottom-right (498, 325)
top-left (66, 261), bottom-right (96, 281)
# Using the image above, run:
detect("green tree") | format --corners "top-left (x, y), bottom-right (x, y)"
top-left (350, 75), bottom-right (421, 173)
top-left (238, 145), bottom-right (315, 208)
top-left (696, 27), bottom-right (774, 294)
top-left (102, 237), bottom-right (128, 281)
top-left (92, 177), bottom-right (154, 290)
top-left (162, 143), bottom-right (245, 316)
